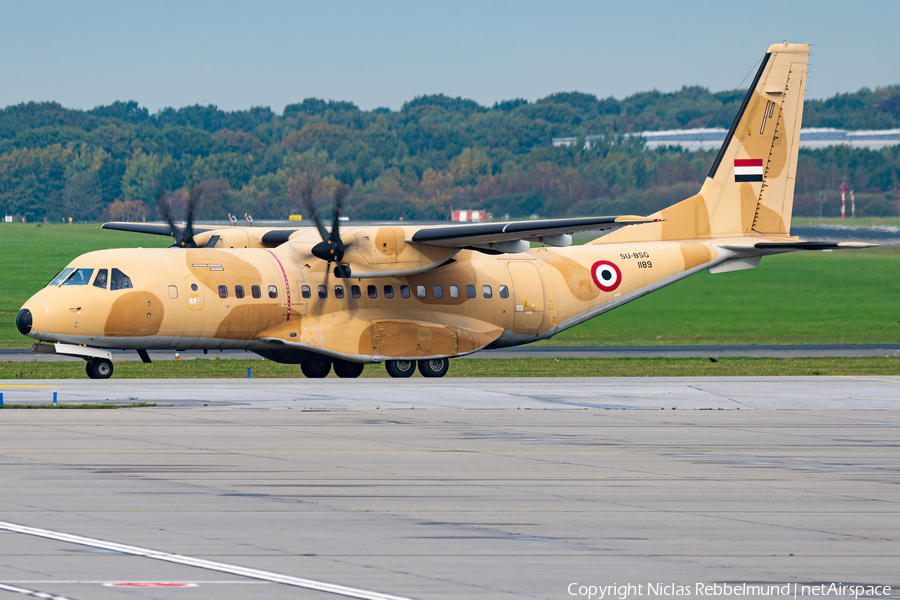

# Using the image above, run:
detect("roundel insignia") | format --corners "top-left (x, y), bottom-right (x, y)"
top-left (591, 260), bottom-right (622, 292)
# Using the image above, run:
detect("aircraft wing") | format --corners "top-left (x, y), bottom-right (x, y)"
top-left (409, 215), bottom-right (656, 252)
top-left (102, 222), bottom-right (216, 236)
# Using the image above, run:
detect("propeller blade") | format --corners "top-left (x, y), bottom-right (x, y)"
top-left (181, 186), bottom-right (201, 248)
top-left (304, 179), bottom-right (354, 269)
top-left (302, 179), bottom-right (330, 242)
top-left (330, 184), bottom-right (349, 242)
top-left (323, 260), bottom-right (332, 294)
top-left (157, 190), bottom-right (182, 246)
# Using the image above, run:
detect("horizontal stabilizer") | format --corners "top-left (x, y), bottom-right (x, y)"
top-left (410, 216), bottom-right (655, 252)
top-left (718, 240), bottom-right (877, 255)
top-left (754, 241), bottom-right (876, 251)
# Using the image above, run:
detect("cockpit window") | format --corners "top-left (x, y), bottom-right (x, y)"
top-left (61, 268), bottom-right (94, 286)
top-left (93, 269), bottom-right (108, 289)
top-left (110, 268), bottom-right (133, 290)
top-left (48, 268), bottom-right (74, 287)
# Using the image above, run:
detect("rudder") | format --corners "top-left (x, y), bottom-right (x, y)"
top-left (597, 42), bottom-right (809, 243)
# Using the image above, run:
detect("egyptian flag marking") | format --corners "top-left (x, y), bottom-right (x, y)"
top-left (734, 159), bottom-right (763, 182)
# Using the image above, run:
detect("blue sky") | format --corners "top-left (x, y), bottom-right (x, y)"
top-left (1, 0), bottom-right (897, 114)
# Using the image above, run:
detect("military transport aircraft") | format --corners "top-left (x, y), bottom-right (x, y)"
top-left (16, 43), bottom-right (872, 379)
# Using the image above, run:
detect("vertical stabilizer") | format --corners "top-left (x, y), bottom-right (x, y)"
top-left (704, 42), bottom-right (809, 236)
top-left (596, 43), bottom-right (809, 244)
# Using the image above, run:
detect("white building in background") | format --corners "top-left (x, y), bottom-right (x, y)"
top-left (552, 128), bottom-right (900, 151)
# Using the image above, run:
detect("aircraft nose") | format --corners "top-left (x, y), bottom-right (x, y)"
top-left (16, 308), bottom-right (32, 336)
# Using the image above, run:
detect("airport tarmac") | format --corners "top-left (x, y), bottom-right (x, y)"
top-left (0, 376), bottom-right (899, 409)
top-left (0, 399), bottom-right (899, 600)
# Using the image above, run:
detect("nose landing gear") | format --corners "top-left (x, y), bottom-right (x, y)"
top-left (86, 357), bottom-right (114, 380)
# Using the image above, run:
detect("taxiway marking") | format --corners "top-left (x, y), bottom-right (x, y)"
top-left (836, 376), bottom-right (900, 384)
top-left (0, 385), bottom-right (58, 388)
top-left (0, 520), bottom-right (414, 600)
top-left (0, 582), bottom-right (77, 600)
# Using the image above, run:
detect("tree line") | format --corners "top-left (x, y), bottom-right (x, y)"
top-left (1, 84), bottom-right (898, 223)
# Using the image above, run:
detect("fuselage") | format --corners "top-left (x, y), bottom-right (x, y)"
top-left (17, 231), bottom-right (739, 363)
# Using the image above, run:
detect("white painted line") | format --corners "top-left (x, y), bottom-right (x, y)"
top-left (103, 583), bottom-right (197, 588)
top-left (0, 582), bottom-right (78, 600)
top-left (1, 581), bottom-right (265, 585)
top-left (0, 521), bottom-right (415, 600)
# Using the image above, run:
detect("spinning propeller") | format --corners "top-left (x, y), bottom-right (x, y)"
top-left (304, 181), bottom-right (353, 278)
top-left (157, 187), bottom-right (201, 248)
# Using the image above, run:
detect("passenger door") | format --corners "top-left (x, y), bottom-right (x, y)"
top-left (507, 261), bottom-right (544, 331)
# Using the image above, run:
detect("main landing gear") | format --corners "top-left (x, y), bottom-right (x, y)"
top-left (417, 358), bottom-right (449, 378)
top-left (85, 357), bottom-right (114, 380)
top-left (300, 357), bottom-right (365, 379)
top-left (384, 358), bottom-right (450, 378)
top-left (385, 359), bottom-right (416, 378)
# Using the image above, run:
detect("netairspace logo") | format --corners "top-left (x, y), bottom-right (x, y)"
top-left (567, 582), bottom-right (893, 599)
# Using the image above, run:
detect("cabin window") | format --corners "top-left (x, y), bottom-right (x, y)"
top-left (433, 285), bottom-right (443, 299)
top-left (449, 285), bottom-right (459, 299)
top-left (48, 268), bottom-right (74, 287)
top-left (466, 284), bottom-right (475, 298)
top-left (482, 285), bottom-right (492, 298)
top-left (499, 285), bottom-right (509, 299)
top-left (61, 268), bottom-right (94, 286)
top-left (235, 285), bottom-right (245, 299)
top-left (417, 285), bottom-right (426, 298)
top-left (168, 285), bottom-right (178, 299)
top-left (318, 285), bottom-right (327, 299)
top-left (400, 285), bottom-right (410, 298)
top-left (268, 285), bottom-right (278, 299)
top-left (110, 268), bottom-right (133, 290)
top-left (93, 269), bottom-right (108, 289)
top-left (351, 285), bottom-right (361, 299)
top-left (251, 285), bottom-right (261, 299)
top-left (367, 285), bottom-right (377, 299)
top-left (301, 285), bottom-right (311, 299)
top-left (384, 285), bottom-right (394, 298)
top-left (218, 285), bottom-right (228, 299)
top-left (335, 285), bottom-right (344, 299)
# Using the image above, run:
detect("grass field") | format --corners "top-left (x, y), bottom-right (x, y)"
top-left (1, 223), bottom-right (898, 348)
top-left (0, 224), bottom-right (169, 348)
top-left (792, 216), bottom-right (900, 228)
top-left (1, 356), bottom-right (897, 379)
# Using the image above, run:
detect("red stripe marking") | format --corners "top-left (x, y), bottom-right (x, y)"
top-left (265, 250), bottom-right (291, 322)
top-left (734, 159), bottom-right (763, 167)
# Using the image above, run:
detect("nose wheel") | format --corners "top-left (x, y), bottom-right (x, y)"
top-left (86, 358), bottom-right (114, 380)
